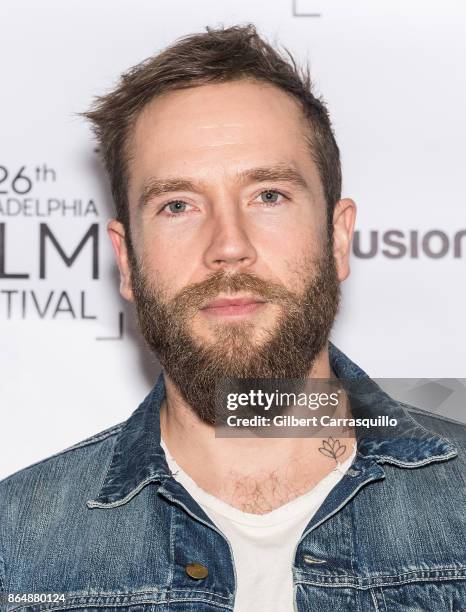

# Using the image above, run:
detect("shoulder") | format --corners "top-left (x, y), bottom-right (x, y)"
top-left (0, 421), bottom-right (123, 499)
top-left (402, 401), bottom-right (466, 436)
top-left (402, 401), bottom-right (466, 459)
top-left (0, 421), bottom-right (127, 585)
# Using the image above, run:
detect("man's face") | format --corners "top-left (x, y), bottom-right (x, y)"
top-left (109, 79), bottom-right (355, 424)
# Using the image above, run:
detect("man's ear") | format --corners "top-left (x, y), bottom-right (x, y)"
top-left (332, 198), bottom-right (357, 282)
top-left (107, 219), bottom-right (135, 302)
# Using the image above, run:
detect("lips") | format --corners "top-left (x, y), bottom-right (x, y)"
top-left (201, 296), bottom-right (266, 310)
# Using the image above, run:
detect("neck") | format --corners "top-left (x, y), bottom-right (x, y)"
top-left (159, 343), bottom-right (356, 514)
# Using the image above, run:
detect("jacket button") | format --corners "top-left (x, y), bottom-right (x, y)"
top-left (185, 562), bottom-right (209, 580)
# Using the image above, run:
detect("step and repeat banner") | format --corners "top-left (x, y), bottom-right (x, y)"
top-left (1, 0), bottom-right (465, 479)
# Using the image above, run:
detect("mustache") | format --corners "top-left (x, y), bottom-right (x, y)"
top-left (168, 269), bottom-right (295, 315)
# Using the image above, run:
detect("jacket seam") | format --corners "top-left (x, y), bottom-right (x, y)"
top-left (295, 574), bottom-right (466, 589)
top-left (369, 589), bottom-right (381, 612)
top-left (0, 554), bottom-right (4, 599)
top-left (379, 587), bottom-right (388, 610)
top-left (0, 490), bottom-right (5, 597)
top-left (85, 436), bottom-right (122, 508)
top-left (168, 502), bottom-right (175, 588)
top-left (86, 473), bottom-right (169, 509)
top-left (373, 450), bottom-right (458, 468)
top-left (348, 488), bottom-right (362, 612)
top-left (10, 602), bottom-right (231, 612)
top-left (297, 566), bottom-right (466, 579)
top-left (7, 589), bottom-right (233, 612)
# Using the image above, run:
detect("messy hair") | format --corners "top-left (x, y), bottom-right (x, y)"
top-left (83, 24), bottom-right (342, 246)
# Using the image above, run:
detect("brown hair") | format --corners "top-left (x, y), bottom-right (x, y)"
top-left (83, 24), bottom-right (341, 246)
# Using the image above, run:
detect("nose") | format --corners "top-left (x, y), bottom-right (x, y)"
top-left (203, 202), bottom-right (258, 273)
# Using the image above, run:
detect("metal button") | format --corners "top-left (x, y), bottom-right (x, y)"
top-left (347, 468), bottom-right (360, 477)
top-left (185, 562), bottom-right (209, 580)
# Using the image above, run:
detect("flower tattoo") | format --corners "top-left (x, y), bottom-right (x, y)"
top-left (318, 437), bottom-right (346, 462)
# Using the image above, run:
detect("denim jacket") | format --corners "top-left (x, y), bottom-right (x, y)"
top-left (1, 343), bottom-right (465, 612)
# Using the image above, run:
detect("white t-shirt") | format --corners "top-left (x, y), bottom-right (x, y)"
top-left (161, 438), bottom-right (357, 612)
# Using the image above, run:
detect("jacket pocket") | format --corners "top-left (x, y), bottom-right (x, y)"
top-left (370, 579), bottom-right (466, 611)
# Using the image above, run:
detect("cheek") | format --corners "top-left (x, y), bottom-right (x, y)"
top-left (251, 200), bottom-right (322, 247)
top-left (278, 234), bottom-right (327, 292)
top-left (137, 228), bottom-right (198, 293)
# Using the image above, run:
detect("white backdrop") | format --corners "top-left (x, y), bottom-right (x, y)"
top-left (1, 0), bottom-right (465, 480)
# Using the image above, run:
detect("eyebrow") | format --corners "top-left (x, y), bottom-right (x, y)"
top-left (138, 164), bottom-right (309, 209)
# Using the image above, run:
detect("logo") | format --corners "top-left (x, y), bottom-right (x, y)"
top-left (0, 163), bottom-right (123, 339)
top-left (353, 230), bottom-right (466, 259)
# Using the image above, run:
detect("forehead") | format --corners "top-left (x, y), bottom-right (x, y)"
top-left (127, 79), bottom-right (321, 197)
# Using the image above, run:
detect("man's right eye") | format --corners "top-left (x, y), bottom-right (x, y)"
top-left (160, 200), bottom-right (190, 216)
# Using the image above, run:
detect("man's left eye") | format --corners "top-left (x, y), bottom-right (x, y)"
top-left (257, 190), bottom-right (286, 205)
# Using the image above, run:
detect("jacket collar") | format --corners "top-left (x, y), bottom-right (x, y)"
top-left (87, 342), bottom-right (457, 508)
top-left (328, 343), bottom-right (457, 467)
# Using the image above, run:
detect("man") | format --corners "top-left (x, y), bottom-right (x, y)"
top-left (1, 24), bottom-right (465, 612)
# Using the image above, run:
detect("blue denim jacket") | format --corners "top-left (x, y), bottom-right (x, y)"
top-left (1, 343), bottom-right (465, 611)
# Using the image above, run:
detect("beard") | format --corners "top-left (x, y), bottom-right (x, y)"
top-left (128, 237), bottom-right (341, 425)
